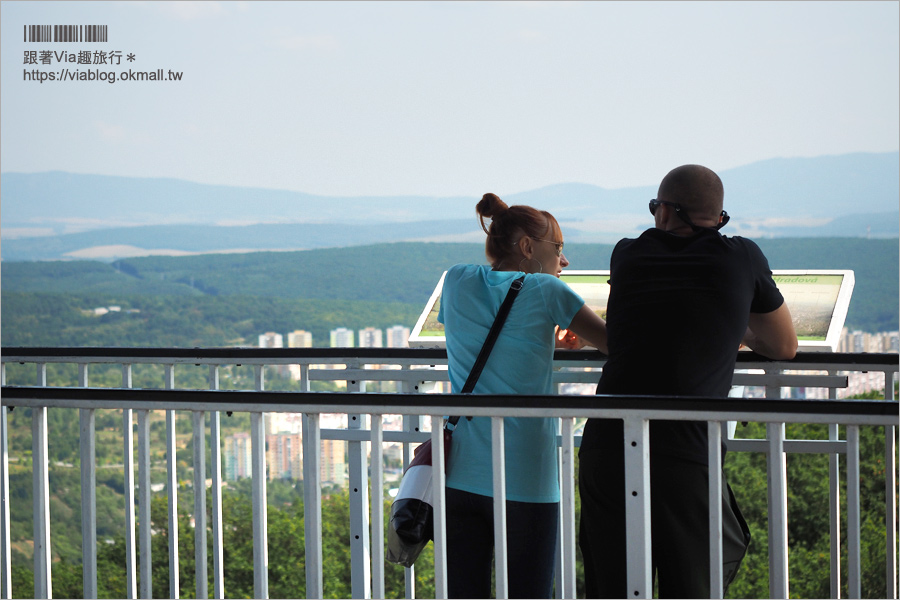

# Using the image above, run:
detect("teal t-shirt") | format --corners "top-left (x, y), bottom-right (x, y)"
top-left (437, 264), bottom-right (584, 503)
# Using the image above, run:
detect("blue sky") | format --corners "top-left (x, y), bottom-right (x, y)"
top-left (1, 1), bottom-right (897, 197)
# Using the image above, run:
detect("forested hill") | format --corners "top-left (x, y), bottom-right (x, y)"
top-left (2, 238), bottom-right (898, 343)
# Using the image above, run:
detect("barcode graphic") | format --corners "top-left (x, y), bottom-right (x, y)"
top-left (24, 25), bottom-right (108, 43)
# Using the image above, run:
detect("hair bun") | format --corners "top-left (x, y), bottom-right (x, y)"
top-left (476, 193), bottom-right (509, 219)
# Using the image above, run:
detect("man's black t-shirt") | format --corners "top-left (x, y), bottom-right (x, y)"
top-left (581, 228), bottom-right (785, 464)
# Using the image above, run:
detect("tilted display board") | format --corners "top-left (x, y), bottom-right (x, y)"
top-left (409, 269), bottom-right (854, 352)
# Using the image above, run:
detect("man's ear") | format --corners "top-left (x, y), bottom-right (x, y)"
top-left (653, 203), bottom-right (668, 228)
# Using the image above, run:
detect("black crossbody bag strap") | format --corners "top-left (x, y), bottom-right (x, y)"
top-left (447, 274), bottom-right (526, 428)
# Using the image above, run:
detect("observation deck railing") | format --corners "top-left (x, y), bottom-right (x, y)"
top-left (0, 347), bottom-right (897, 599)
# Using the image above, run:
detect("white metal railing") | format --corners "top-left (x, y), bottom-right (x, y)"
top-left (0, 347), bottom-right (897, 600)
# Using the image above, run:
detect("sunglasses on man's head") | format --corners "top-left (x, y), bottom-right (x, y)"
top-left (649, 199), bottom-right (730, 231)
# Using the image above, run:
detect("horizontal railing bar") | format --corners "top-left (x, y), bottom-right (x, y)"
top-left (178, 369), bottom-right (856, 388)
top-left (729, 439), bottom-right (849, 454)
top-left (2, 387), bottom-right (896, 426)
top-left (306, 370), bottom-right (447, 382)
top-left (735, 352), bottom-right (900, 368)
top-left (0, 357), bottom-right (448, 368)
top-left (0, 367), bottom-right (853, 389)
top-left (731, 373), bottom-right (848, 388)
top-left (322, 429), bottom-right (430, 443)
top-left (0, 346), bottom-right (450, 362)
top-left (2, 347), bottom-right (897, 369)
top-left (0, 369), bottom-right (850, 389)
top-left (312, 430), bottom-right (860, 457)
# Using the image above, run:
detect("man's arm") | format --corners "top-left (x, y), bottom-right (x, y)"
top-left (743, 303), bottom-right (798, 360)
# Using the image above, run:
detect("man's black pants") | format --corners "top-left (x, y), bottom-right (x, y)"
top-left (579, 449), bottom-right (750, 599)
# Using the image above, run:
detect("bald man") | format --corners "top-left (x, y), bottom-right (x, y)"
top-left (578, 165), bottom-right (797, 598)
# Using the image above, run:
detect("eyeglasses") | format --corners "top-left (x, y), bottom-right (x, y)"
top-left (649, 199), bottom-right (730, 231)
top-left (515, 237), bottom-right (564, 256)
top-left (533, 237), bottom-right (564, 256)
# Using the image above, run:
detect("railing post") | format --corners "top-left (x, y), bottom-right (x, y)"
top-left (347, 369), bottom-right (372, 599)
top-left (847, 425), bottom-right (861, 599)
top-left (885, 369), bottom-right (898, 600)
top-left (79, 363), bottom-right (98, 599)
top-left (209, 366), bottom-right (225, 599)
top-left (623, 416), bottom-right (652, 599)
top-left (827, 370), bottom-right (842, 599)
top-left (767, 422), bottom-right (789, 599)
top-left (708, 421), bottom-right (724, 599)
top-left (431, 415), bottom-right (448, 600)
top-left (298, 362), bottom-right (310, 392)
top-left (164, 364), bottom-right (179, 599)
top-left (371, 414), bottom-right (385, 600)
top-left (122, 365), bottom-right (137, 600)
top-left (492, 416), bottom-right (509, 599)
top-left (137, 409), bottom-right (152, 599)
top-left (192, 410), bottom-right (208, 600)
top-left (829, 422), bottom-right (842, 599)
top-left (886, 423), bottom-right (898, 600)
top-left (401, 378), bottom-right (422, 599)
top-left (303, 411), bottom-right (323, 599)
top-left (765, 367), bottom-right (789, 599)
top-left (558, 417), bottom-right (577, 600)
top-left (1, 363), bottom-right (12, 600)
top-left (33, 363), bottom-right (51, 600)
top-left (251, 365), bottom-right (269, 599)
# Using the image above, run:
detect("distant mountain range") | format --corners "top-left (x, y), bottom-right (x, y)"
top-left (2, 151), bottom-right (897, 261)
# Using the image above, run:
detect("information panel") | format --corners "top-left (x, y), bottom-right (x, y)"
top-left (409, 269), bottom-right (854, 352)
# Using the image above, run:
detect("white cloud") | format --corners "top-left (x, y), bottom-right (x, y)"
top-left (1, 227), bottom-right (55, 239)
top-left (64, 245), bottom-right (194, 259)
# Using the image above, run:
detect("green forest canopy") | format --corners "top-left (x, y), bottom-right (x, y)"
top-left (2, 239), bottom-right (897, 347)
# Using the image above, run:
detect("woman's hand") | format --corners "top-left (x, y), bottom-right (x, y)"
top-left (566, 304), bottom-right (609, 354)
top-left (555, 327), bottom-right (585, 350)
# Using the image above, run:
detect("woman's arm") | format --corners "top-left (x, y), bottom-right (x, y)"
top-left (563, 304), bottom-right (609, 355)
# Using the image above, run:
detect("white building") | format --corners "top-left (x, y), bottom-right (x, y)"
top-left (838, 328), bottom-right (900, 353)
top-left (266, 432), bottom-right (302, 481)
top-left (259, 331), bottom-right (284, 348)
top-left (321, 438), bottom-right (347, 486)
top-left (386, 325), bottom-right (410, 348)
top-left (330, 327), bottom-right (354, 348)
top-left (224, 432), bottom-right (252, 480)
top-left (288, 329), bottom-right (313, 348)
top-left (358, 327), bottom-right (383, 348)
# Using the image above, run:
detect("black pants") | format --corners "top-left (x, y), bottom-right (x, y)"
top-left (446, 487), bottom-right (559, 599)
top-left (579, 449), bottom-right (749, 599)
